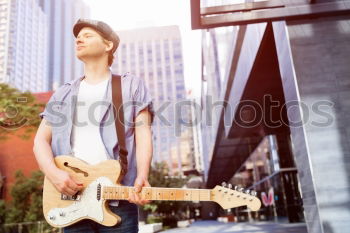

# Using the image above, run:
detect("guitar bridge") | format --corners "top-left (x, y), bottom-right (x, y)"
top-left (61, 193), bottom-right (81, 201)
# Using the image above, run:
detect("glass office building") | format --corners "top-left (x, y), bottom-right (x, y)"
top-left (38, 0), bottom-right (90, 91)
top-left (112, 25), bottom-right (199, 175)
top-left (193, 0), bottom-right (350, 232)
top-left (0, 0), bottom-right (48, 92)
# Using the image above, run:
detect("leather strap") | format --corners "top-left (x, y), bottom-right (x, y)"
top-left (111, 74), bottom-right (128, 181)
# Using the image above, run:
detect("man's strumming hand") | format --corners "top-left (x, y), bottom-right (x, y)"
top-left (48, 168), bottom-right (83, 197)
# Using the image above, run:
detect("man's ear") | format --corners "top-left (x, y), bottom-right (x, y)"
top-left (105, 40), bottom-right (114, 52)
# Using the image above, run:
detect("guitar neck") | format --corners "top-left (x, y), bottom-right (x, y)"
top-left (102, 186), bottom-right (212, 202)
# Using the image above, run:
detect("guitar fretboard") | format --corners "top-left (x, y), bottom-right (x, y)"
top-left (102, 186), bottom-right (212, 201)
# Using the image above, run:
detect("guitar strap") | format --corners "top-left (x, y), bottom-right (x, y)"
top-left (111, 74), bottom-right (128, 182)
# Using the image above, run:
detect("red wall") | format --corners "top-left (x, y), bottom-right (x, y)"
top-left (0, 92), bottom-right (52, 201)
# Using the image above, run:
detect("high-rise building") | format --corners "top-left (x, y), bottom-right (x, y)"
top-left (193, 0), bottom-right (350, 231)
top-left (38, 0), bottom-right (90, 91)
top-left (200, 26), bottom-right (236, 180)
top-left (187, 93), bottom-right (204, 174)
top-left (0, 0), bottom-right (48, 92)
top-left (112, 25), bottom-right (196, 175)
top-left (170, 115), bottom-right (202, 175)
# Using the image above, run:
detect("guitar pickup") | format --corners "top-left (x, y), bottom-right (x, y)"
top-left (61, 193), bottom-right (81, 201)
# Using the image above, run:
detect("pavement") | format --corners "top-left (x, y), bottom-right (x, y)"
top-left (162, 220), bottom-right (308, 233)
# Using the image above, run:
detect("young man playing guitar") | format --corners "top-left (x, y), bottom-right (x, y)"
top-left (33, 19), bottom-right (154, 233)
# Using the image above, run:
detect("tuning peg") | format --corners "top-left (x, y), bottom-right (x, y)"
top-left (238, 187), bottom-right (244, 192)
top-left (250, 191), bottom-right (257, 196)
top-left (245, 189), bottom-right (250, 194)
top-left (221, 182), bottom-right (227, 187)
top-left (228, 183), bottom-right (232, 189)
top-left (234, 186), bottom-right (239, 191)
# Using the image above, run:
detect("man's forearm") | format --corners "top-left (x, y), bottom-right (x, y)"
top-left (135, 110), bottom-right (153, 179)
top-left (135, 128), bottom-right (152, 179)
top-left (33, 140), bottom-right (59, 178)
top-left (129, 126), bottom-right (152, 205)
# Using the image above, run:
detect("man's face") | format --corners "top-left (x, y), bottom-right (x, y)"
top-left (75, 27), bottom-right (112, 61)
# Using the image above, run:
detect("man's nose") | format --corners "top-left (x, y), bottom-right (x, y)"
top-left (76, 37), bottom-right (84, 45)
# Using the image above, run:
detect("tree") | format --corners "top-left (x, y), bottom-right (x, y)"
top-left (5, 170), bottom-right (44, 223)
top-left (0, 83), bottom-right (44, 141)
top-left (143, 162), bottom-right (190, 217)
top-left (1, 170), bottom-right (57, 233)
top-left (0, 200), bottom-right (5, 225)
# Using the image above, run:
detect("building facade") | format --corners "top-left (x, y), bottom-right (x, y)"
top-left (0, 0), bottom-right (90, 92)
top-left (38, 0), bottom-right (90, 91)
top-left (0, 91), bottom-right (52, 201)
top-left (112, 25), bottom-right (198, 175)
top-left (192, 0), bottom-right (350, 232)
top-left (0, 0), bottom-right (48, 92)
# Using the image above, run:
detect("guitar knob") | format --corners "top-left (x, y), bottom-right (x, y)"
top-left (49, 215), bottom-right (55, 221)
top-left (59, 212), bottom-right (65, 217)
top-left (221, 182), bottom-right (227, 187)
top-left (228, 183), bottom-right (232, 189)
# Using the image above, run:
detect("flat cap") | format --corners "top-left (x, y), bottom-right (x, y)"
top-left (73, 18), bottom-right (120, 53)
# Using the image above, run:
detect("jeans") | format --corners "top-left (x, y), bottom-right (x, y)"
top-left (63, 201), bottom-right (139, 233)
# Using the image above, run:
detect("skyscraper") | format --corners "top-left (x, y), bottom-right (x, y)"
top-left (38, 0), bottom-right (90, 91)
top-left (0, 0), bottom-right (48, 92)
top-left (193, 0), bottom-right (350, 230)
top-left (112, 25), bottom-right (195, 175)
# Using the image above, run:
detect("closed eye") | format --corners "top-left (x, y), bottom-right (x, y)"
top-left (77, 33), bottom-right (94, 39)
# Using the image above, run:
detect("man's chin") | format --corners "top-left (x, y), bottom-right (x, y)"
top-left (76, 53), bottom-right (87, 61)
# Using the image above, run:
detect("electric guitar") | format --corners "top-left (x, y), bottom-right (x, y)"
top-left (43, 156), bottom-right (261, 227)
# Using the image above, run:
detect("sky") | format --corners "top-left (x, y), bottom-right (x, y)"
top-left (83, 0), bottom-right (202, 98)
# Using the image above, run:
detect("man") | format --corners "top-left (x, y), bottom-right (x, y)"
top-left (33, 19), bottom-right (154, 233)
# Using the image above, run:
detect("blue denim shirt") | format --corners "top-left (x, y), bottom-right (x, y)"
top-left (39, 72), bottom-right (154, 186)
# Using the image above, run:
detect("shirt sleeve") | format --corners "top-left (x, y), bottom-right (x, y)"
top-left (133, 76), bottom-right (155, 124)
top-left (39, 92), bottom-right (57, 124)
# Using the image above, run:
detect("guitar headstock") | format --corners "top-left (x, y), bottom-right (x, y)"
top-left (211, 185), bottom-right (261, 211)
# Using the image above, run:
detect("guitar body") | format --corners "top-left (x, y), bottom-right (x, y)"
top-left (43, 156), bottom-right (122, 228)
top-left (43, 156), bottom-right (261, 228)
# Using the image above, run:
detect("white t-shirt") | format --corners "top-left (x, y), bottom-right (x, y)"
top-left (70, 77), bottom-right (110, 165)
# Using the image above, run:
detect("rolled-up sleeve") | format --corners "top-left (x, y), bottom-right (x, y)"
top-left (133, 77), bottom-right (155, 124)
top-left (39, 93), bottom-right (57, 124)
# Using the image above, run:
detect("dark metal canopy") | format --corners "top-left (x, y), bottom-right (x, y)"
top-left (191, 0), bottom-right (350, 29)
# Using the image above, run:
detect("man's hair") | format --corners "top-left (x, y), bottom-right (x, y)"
top-left (95, 30), bottom-right (118, 66)
top-left (108, 52), bottom-right (114, 67)
top-left (102, 38), bottom-right (117, 66)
